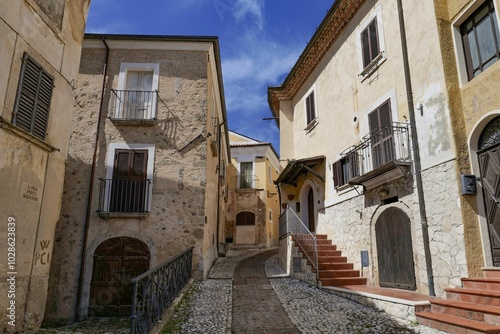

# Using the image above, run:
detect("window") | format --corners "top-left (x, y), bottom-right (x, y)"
top-left (236, 211), bottom-right (255, 225)
top-left (361, 18), bottom-right (380, 68)
top-left (305, 91), bottom-right (316, 126)
top-left (99, 144), bottom-right (155, 215)
top-left (332, 153), bottom-right (359, 188)
top-left (268, 165), bottom-right (272, 184)
top-left (240, 162), bottom-right (253, 188)
top-left (269, 209), bottom-right (272, 221)
top-left (369, 100), bottom-right (394, 168)
top-left (461, 0), bottom-right (500, 80)
top-left (12, 53), bottom-right (54, 140)
top-left (112, 63), bottom-right (159, 120)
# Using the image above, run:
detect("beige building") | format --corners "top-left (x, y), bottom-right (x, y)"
top-left (225, 131), bottom-right (281, 247)
top-left (0, 0), bottom-right (90, 332)
top-left (269, 0), bottom-right (500, 300)
top-left (44, 34), bottom-right (230, 324)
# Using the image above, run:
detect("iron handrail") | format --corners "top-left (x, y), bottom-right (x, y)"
top-left (279, 206), bottom-right (318, 274)
top-left (97, 178), bottom-right (151, 214)
top-left (110, 89), bottom-right (158, 120)
top-left (130, 247), bottom-right (194, 334)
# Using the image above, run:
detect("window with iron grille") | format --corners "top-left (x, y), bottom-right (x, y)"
top-left (361, 18), bottom-right (380, 68)
top-left (12, 53), bottom-right (54, 140)
top-left (460, 0), bottom-right (500, 80)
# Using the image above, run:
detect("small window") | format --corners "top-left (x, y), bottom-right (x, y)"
top-left (12, 53), bottom-right (54, 140)
top-left (461, 0), bottom-right (500, 80)
top-left (268, 165), bottom-right (272, 184)
top-left (361, 18), bottom-right (380, 68)
top-left (236, 211), bottom-right (255, 225)
top-left (269, 209), bottom-right (272, 221)
top-left (305, 91), bottom-right (316, 125)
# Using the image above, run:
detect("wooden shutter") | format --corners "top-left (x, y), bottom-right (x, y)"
top-left (306, 91), bottom-right (315, 124)
top-left (369, 100), bottom-right (393, 168)
top-left (332, 160), bottom-right (343, 188)
top-left (361, 18), bottom-right (380, 68)
top-left (12, 53), bottom-right (54, 140)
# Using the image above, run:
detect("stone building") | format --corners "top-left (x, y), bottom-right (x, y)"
top-left (269, 0), bottom-right (500, 299)
top-left (0, 0), bottom-right (90, 332)
top-left (225, 131), bottom-right (281, 247)
top-left (44, 34), bottom-right (230, 324)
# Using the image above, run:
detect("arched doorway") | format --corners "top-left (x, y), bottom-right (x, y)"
top-left (89, 237), bottom-right (150, 316)
top-left (375, 207), bottom-right (416, 290)
top-left (478, 116), bottom-right (500, 267)
top-left (235, 211), bottom-right (256, 244)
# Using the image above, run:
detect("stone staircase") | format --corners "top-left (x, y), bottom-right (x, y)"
top-left (293, 234), bottom-right (367, 287)
top-left (416, 269), bottom-right (500, 333)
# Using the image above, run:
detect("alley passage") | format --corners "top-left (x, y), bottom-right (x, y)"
top-left (232, 249), bottom-right (299, 333)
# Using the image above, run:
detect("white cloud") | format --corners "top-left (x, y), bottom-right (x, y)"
top-left (232, 0), bottom-right (265, 30)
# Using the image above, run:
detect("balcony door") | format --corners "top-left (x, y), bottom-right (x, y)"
top-left (123, 71), bottom-right (153, 119)
top-left (240, 162), bottom-right (253, 188)
top-left (369, 100), bottom-right (394, 168)
top-left (110, 149), bottom-right (148, 213)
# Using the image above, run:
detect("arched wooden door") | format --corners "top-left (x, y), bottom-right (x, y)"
top-left (89, 237), bottom-right (150, 316)
top-left (307, 188), bottom-right (315, 232)
top-left (478, 116), bottom-right (500, 267)
top-left (375, 207), bottom-right (416, 290)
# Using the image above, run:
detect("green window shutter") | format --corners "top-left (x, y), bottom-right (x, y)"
top-left (12, 53), bottom-right (54, 140)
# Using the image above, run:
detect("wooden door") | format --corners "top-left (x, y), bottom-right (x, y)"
top-left (375, 207), bottom-right (416, 290)
top-left (307, 188), bottom-right (315, 232)
top-left (369, 100), bottom-right (394, 168)
top-left (478, 144), bottom-right (500, 266)
top-left (89, 237), bottom-right (150, 317)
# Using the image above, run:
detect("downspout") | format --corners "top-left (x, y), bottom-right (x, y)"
top-left (397, 0), bottom-right (435, 296)
top-left (75, 37), bottom-right (110, 321)
top-left (216, 119), bottom-right (226, 257)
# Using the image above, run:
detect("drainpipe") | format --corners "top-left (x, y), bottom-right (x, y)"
top-left (216, 119), bottom-right (226, 256)
top-left (75, 37), bottom-right (110, 321)
top-left (397, 0), bottom-right (435, 296)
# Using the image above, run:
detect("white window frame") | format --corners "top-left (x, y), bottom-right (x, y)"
top-left (357, 4), bottom-right (386, 80)
top-left (304, 84), bottom-right (318, 131)
top-left (103, 143), bottom-right (155, 212)
top-left (116, 63), bottom-right (160, 119)
top-left (451, 0), bottom-right (500, 86)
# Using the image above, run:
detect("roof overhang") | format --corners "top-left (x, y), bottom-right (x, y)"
top-left (348, 161), bottom-right (412, 189)
top-left (275, 156), bottom-right (326, 187)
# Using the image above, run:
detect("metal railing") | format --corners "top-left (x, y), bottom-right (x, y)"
top-left (110, 89), bottom-right (157, 121)
top-left (341, 122), bottom-right (411, 179)
top-left (130, 247), bottom-right (194, 334)
top-left (97, 179), bottom-right (151, 213)
top-left (236, 174), bottom-right (260, 189)
top-left (279, 206), bottom-right (318, 273)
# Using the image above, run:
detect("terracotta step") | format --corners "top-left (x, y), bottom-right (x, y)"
top-left (319, 277), bottom-right (367, 286)
top-left (315, 234), bottom-right (328, 239)
top-left (317, 244), bottom-right (337, 250)
top-left (484, 269), bottom-right (500, 279)
top-left (316, 239), bottom-right (333, 245)
top-left (318, 262), bottom-right (354, 270)
top-left (318, 269), bottom-right (361, 279)
top-left (463, 277), bottom-right (500, 291)
top-left (318, 256), bottom-right (347, 263)
top-left (299, 244), bottom-right (338, 252)
top-left (429, 299), bottom-right (500, 326)
top-left (317, 250), bottom-right (342, 257)
top-left (416, 311), bottom-right (500, 333)
top-left (446, 288), bottom-right (500, 307)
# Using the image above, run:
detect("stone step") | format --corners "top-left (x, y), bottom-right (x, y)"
top-left (317, 244), bottom-right (337, 250)
top-left (463, 277), bottom-right (500, 291)
top-left (416, 312), bottom-right (500, 333)
top-left (484, 269), bottom-right (500, 279)
top-left (318, 256), bottom-right (348, 263)
top-left (446, 288), bottom-right (500, 307)
top-left (319, 277), bottom-right (367, 287)
top-left (318, 262), bottom-right (354, 270)
top-left (318, 269), bottom-right (361, 279)
top-left (429, 299), bottom-right (500, 326)
top-left (317, 250), bottom-right (342, 257)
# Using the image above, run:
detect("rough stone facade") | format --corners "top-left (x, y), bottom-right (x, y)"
top-left (44, 35), bottom-right (229, 325)
top-left (0, 1), bottom-right (89, 332)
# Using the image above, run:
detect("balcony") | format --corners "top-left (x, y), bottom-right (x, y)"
top-left (109, 89), bottom-right (157, 125)
top-left (236, 174), bottom-right (260, 190)
top-left (97, 179), bottom-right (151, 218)
top-left (339, 122), bottom-right (412, 189)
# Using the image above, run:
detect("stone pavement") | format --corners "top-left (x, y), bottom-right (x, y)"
top-left (27, 248), bottom-right (448, 334)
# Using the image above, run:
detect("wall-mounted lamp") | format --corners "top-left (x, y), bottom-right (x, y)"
top-left (379, 188), bottom-right (389, 197)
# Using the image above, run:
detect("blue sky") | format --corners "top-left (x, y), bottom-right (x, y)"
top-left (85, 0), bottom-right (333, 153)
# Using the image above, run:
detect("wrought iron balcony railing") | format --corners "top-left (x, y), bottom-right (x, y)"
top-left (109, 89), bottom-right (157, 121)
top-left (338, 122), bottom-right (411, 187)
top-left (97, 179), bottom-right (151, 215)
top-left (236, 174), bottom-right (260, 189)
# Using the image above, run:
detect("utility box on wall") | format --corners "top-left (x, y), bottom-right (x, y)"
top-left (460, 174), bottom-right (477, 195)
